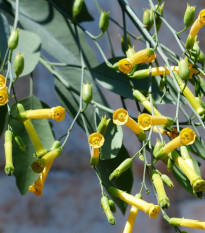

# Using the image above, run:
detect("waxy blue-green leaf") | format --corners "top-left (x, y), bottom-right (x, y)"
top-left (10, 96), bottom-right (55, 195)
top-left (0, 105), bottom-right (7, 136)
top-left (189, 136), bottom-right (205, 160)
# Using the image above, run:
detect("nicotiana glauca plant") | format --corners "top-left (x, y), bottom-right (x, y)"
top-left (1, 0), bottom-right (205, 232)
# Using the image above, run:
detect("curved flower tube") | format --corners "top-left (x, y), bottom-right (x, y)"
top-left (189, 9), bottom-right (205, 37)
top-left (108, 187), bottom-right (161, 219)
top-left (118, 48), bottom-right (156, 74)
top-left (88, 132), bottom-right (105, 166)
top-left (113, 108), bottom-right (146, 141)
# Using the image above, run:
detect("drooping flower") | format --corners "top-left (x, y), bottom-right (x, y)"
top-left (0, 86), bottom-right (9, 106)
top-left (189, 9), bottom-right (205, 38)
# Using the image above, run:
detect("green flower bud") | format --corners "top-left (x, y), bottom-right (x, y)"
top-left (143, 9), bottom-right (153, 31)
top-left (101, 196), bottom-right (116, 225)
top-left (82, 82), bottom-right (92, 105)
top-left (184, 4), bottom-right (196, 28)
top-left (14, 135), bottom-right (25, 152)
top-left (72, 0), bottom-right (84, 22)
top-left (99, 11), bottom-right (109, 33)
top-left (185, 35), bottom-right (196, 50)
top-left (4, 130), bottom-right (14, 176)
top-left (97, 115), bottom-right (110, 135)
top-left (161, 174), bottom-right (174, 188)
top-left (8, 28), bottom-right (19, 50)
top-left (178, 57), bottom-right (190, 81)
top-left (139, 154), bottom-right (144, 161)
top-left (167, 157), bottom-right (174, 172)
top-left (153, 139), bottom-right (166, 160)
top-left (121, 35), bottom-right (131, 55)
top-left (109, 158), bottom-right (133, 181)
top-left (108, 199), bottom-right (116, 213)
top-left (14, 52), bottom-right (24, 78)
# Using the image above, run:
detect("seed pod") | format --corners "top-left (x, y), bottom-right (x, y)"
top-left (178, 57), bottom-right (190, 81)
top-left (143, 9), bottom-right (153, 31)
top-left (82, 82), bottom-right (92, 105)
top-left (4, 130), bottom-right (14, 176)
top-left (108, 199), bottom-right (116, 213)
top-left (14, 135), bottom-right (25, 152)
top-left (109, 158), bottom-right (133, 181)
top-left (97, 115), bottom-right (110, 136)
top-left (184, 4), bottom-right (196, 28)
top-left (8, 28), bottom-right (19, 50)
top-left (161, 174), bottom-right (174, 188)
top-left (14, 52), bottom-right (24, 78)
top-left (99, 11), bottom-right (109, 33)
top-left (72, 0), bottom-right (84, 22)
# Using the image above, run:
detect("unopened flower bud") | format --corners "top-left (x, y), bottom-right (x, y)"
top-left (143, 9), bottom-right (153, 31)
top-left (97, 115), bottom-right (110, 135)
top-left (99, 11), bottom-right (109, 33)
top-left (161, 174), bottom-right (174, 188)
top-left (109, 158), bottom-right (133, 181)
top-left (14, 52), bottom-right (24, 78)
top-left (178, 57), bottom-right (190, 81)
top-left (82, 82), bottom-right (92, 105)
top-left (8, 28), bottom-right (19, 50)
top-left (4, 130), bottom-right (14, 176)
top-left (101, 196), bottom-right (116, 225)
top-left (185, 35), bottom-right (196, 50)
top-left (184, 4), bottom-right (196, 28)
top-left (72, 0), bottom-right (84, 22)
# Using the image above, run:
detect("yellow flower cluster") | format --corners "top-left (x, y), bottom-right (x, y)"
top-left (0, 75), bottom-right (9, 106)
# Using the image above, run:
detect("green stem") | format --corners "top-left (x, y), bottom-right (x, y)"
top-left (176, 26), bottom-right (188, 35)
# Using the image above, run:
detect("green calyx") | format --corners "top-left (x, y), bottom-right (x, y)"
top-left (185, 35), bottom-right (196, 50)
top-left (107, 186), bottom-right (121, 198)
top-left (4, 164), bottom-right (14, 176)
top-left (14, 135), bottom-right (25, 151)
top-left (161, 174), bottom-right (174, 188)
top-left (109, 158), bottom-right (133, 181)
top-left (158, 196), bottom-right (170, 209)
top-left (8, 28), bottom-right (19, 50)
top-left (82, 82), bottom-right (92, 105)
top-left (191, 176), bottom-right (205, 194)
top-left (153, 140), bottom-right (166, 160)
top-left (14, 52), bottom-right (24, 78)
top-left (169, 218), bottom-right (181, 226)
top-left (90, 155), bottom-right (99, 167)
top-left (184, 4), bottom-right (196, 28)
top-left (136, 130), bottom-right (147, 141)
top-left (143, 9), bottom-right (153, 31)
top-left (164, 117), bottom-right (175, 127)
top-left (178, 57), bottom-right (190, 81)
top-left (129, 69), bottom-right (149, 79)
top-left (99, 11), bottom-right (110, 33)
top-left (97, 115), bottom-right (110, 136)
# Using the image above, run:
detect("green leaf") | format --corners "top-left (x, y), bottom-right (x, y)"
top-left (10, 96), bottom-right (55, 195)
top-left (92, 58), bottom-right (174, 104)
top-left (0, 105), bottom-right (7, 136)
top-left (55, 66), bottom-right (123, 159)
top-left (11, 29), bottom-right (41, 77)
top-left (0, 13), bottom-right (10, 60)
top-left (97, 145), bottom-right (133, 214)
top-left (49, 0), bottom-right (94, 23)
top-left (189, 136), bottom-right (205, 160)
top-left (8, 0), bottom-right (97, 66)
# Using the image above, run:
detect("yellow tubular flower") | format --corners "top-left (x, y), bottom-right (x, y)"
top-left (123, 194), bottom-right (141, 233)
top-left (118, 48), bottom-right (156, 74)
top-left (20, 106), bottom-right (65, 122)
top-left (138, 113), bottom-right (174, 130)
top-left (170, 150), bottom-right (205, 194)
top-left (108, 187), bottom-right (160, 219)
top-left (0, 74), bottom-right (6, 89)
top-left (0, 86), bottom-right (9, 106)
top-left (169, 217), bottom-right (205, 230)
top-left (88, 132), bottom-right (105, 166)
top-left (4, 130), bottom-right (14, 176)
top-left (190, 9), bottom-right (205, 37)
top-left (29, 159), bottom-right (54, 196)
top-left (113, 108), bottom-right (146, 141)
top-left (155, 128), bottom-right (196, 160)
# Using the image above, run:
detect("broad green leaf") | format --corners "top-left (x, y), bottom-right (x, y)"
top-left (10, 96), bottom-right (55, 194)
top-left (0, 105), bottom-right (7, 136)
top-left (11, 29), bottom-right (41, 77)
top-left (55, 66), bottom-right (123, 159)
top-left (189, 137), bottom-right (205, 160)
top-left (97, 145), bottom-right (133, 214)
top-left (8, 0), bottom-right (97, 66)
top-left (49, 0), bottom-right (93, 23)
top-left (92, 58), bottom-right (174, 104)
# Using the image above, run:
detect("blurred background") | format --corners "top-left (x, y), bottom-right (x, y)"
top-left (0, 0), bottom-right (205, 232)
